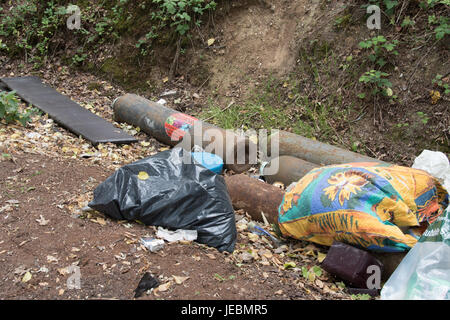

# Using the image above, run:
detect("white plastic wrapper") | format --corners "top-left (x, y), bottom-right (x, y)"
top-left (412, 150), bottom-right (450, 192)
top-left (381, 204), bottom-right (450, 300)
top-left (156, 227), bottom-right (198, 243)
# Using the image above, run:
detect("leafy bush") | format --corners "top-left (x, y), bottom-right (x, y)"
top-left (359, 70), bottom-right (394, 97)
top-left (0, 91), bottom-right (34, 126)
top-left (358, 36), bottom-right (398, 68)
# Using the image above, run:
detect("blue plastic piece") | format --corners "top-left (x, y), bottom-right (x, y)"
top-left (191, 152), bottom-right (224, 174)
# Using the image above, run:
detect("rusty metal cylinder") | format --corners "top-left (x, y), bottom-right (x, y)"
top-left (262, 155), bottom-right (319, 186)
top-left (224, 174), bottom-right (285, 225)
top-left (113, 94), bottom-right (255, 173)
top-left (261, 130), bottom-right (385, 166)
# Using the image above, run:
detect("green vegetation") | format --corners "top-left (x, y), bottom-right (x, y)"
top-left (358, 36), bottom-right (398, 101)
top-left (301, 265), bottom-right (323, 282)
top-left (0, 91), bottom-right (35, 126)
top-left (0, 0), bottom-right (218, 71)
top-left (201, 75), bottom-right (349, 143)
top-left (433, 74), bottom-right (450, 95)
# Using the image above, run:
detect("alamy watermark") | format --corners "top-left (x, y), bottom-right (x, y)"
top-left (66, 5), bottom-right (81, 30)
top-left (366, 265), bottom-right (381, 290)
top-left (367, 5), bottom-right (381, 30)
top-left (172, 123), bottom-right (280, 173)
top-left (66, 265), bottom-right (81, 290)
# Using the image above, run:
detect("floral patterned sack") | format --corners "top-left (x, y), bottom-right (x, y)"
top-left (278, 162), bottom-right (449, 252)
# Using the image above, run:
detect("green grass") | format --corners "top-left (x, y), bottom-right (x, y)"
top-left (201, 76), bottom-right (351, 143)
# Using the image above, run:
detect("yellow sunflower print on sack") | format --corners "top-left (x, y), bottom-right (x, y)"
top-left (323, 170), bottom-right (373, 206)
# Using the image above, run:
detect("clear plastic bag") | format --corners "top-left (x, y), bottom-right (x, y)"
top-left (381, 205), bottom-right (450, 300)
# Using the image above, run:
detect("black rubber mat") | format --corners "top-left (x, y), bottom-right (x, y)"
top-left (1, 76), bottom-right (137, 145)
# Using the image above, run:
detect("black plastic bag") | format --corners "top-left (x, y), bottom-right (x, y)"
top-left (88, 147), bottom-right (236, 252)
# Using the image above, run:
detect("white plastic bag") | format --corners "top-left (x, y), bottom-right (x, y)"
top-left (412, 150), bottom-right (450, 192)
top-left (381, 205), bottom-right (450, 300)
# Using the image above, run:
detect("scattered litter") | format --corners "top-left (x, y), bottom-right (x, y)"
top-left (79, 152), bottom-right (101, 159)
top-left (172, 275), bottom-right (189, 285)
top-left (140, 237), bottom-right (165, 252)
top-left (412, 149), bottom-right (450, 191)
top-left (88, 148), bottom-right (236, 252)
top-left (156, 227), bottom-right (198, 243)
top-left (321, 241), bottom-right (383, 289)
top-left (191, 152), bottom-right (224, 174)
top-left (156, 98), bottom-right (167, 105)
top-left (159, 89), bottom-right (177, 98)
top-left (381, 205), bottom-right (450, 300)
top-left (279, 163), bottom-right (449, 252)
top-left (247, 221), bottom-right (283, 247)
top-left (1, 76), bottom-right (137, 145)
top-left (134, 272), bottom-right (159, 298)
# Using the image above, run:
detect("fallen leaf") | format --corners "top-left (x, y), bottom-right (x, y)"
top-left (271, 257), bottom-right (282, 266)
top-left (57, 267), bottom-right (70, 276)
top-left (430, 90), bottom-right (441, 104)
top-left (207, 38), bottom-right (215, 46)
top-left (259, 257), bottom-right (271, 266)
top-left (93, 217), bottom-right (107, 225)
top-left (247, 233), bottom-right (259, 242)
top-left (157, 281), bottom-right (172, 292)
top-left (260, 250), bottom-right (273, 259)
top-left (172, 275), bottom-right (189, 285)
top-left (205, 253), bottom-right (216, 260)
top-left (283, 261), bottom-right (296, 269)
top-left (47, 255), bottom-right (58, 263)
top-left (22, 271), bottom-right (32, 283)
top-left (315, 279), bottom-right (324, 289)
top-left (137, 171), bottom-right (149, 181)
top-left (317, 252), bottom-right (327, 263)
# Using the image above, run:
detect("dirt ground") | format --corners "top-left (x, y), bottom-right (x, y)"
top-left (0, 151), bottom-right (353, 300)
top-left (1, 0), bottom-right (448, 301)
top-left (0, 58), bottom-right (354, 300)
